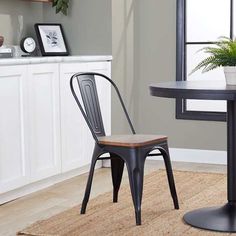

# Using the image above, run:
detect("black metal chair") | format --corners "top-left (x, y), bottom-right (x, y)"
top-left (70, 72), bottom-right (179, 225)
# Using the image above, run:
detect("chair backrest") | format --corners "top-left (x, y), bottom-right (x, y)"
top-left (70, 72), bottom-right (136, 143)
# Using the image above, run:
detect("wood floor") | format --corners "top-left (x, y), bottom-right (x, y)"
top-left (0, 160), bottom-right (226, 236)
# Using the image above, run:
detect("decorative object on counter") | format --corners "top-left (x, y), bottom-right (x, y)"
top-left (190, 37), bottom-right (236, 85)
top-left (52, 0), bottom-right (70, 16)
top-left (0, 36), bottom-right (4, 47)
top-left (0, 45), bottom-right (13, 59)
top-left (0, 36), bottom-right (26, 58)
top-left (12, 45), bottom-right (24, 58)
top-left (35, 23), bottom-right (69, 56)
top-left (20, 37), bottom-right (37, 56)
top-left (17, 15), bottom-right (24, 45)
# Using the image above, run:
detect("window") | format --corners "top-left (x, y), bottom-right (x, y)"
top-left (176, 0), bottom-right (235, 121)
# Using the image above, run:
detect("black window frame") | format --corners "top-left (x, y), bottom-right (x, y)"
top-left (176, 0), bottom-right (234, 122)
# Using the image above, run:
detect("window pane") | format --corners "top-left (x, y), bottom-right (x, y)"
top-left (186, 44), bottom-right (226, 112)
top-left (187, 0), bottom-right (230, 42)
top-left (186, 100), bottom-right (226, 112)
top-left (234, 0), bottom-right (236, 39)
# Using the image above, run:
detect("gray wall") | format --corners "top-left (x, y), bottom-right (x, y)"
top-left (0, 0), bottom-right (43, 45)
top-left (0, 0), bottom-right (111, 54)
top-left (111, 0), bottom-right (139, 134)
top-left (43, 0), bottom-right (112, 55)
top-left (134, 0), bottom-right (226, 150)
top-left (0, 0), bottom-right (226, 151)
top-left (111, 0), bottom-right (226, 151)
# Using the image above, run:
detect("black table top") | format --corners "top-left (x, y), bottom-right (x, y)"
top-left (150, 81), bottom-right (236, 101)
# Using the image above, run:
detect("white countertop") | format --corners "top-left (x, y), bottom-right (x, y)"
top-left (0, 55), bottom-right (112, 66)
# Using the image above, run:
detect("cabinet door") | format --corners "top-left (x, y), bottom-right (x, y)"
top-left (0, 66), bottom-right (30, 193)
top-left (28, 64), bottom-right (61, 181)
top-left (60, 62), bottom-right (111, 172)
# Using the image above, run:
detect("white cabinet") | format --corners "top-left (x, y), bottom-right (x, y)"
top-left (60, 61), bottom-right (111, 172)
top-left (0, 66), bottom-right (30, 193)
top-left (0, 57), bottom-right (111, 200)
top-left (0, 64), bottom-right (61, 193)
top-left (27, 64), bottom-right (61, 181)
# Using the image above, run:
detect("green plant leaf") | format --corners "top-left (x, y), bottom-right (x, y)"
top-left (191, 37), bottom-right (236, 75)
top-left (52, 0), bottom-right (58, 7)
top-left (53, 0), bottom-right (69, 15)
top-left (61, 5), bottom-right (68, 15)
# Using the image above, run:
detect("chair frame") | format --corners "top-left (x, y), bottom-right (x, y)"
top-left (70, 72), bottom-right (179, 225)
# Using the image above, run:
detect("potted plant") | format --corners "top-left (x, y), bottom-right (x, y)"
top-left (52, 0), bottom-right (70, 16)
top-left (191, 37), bottom-right (236, 85)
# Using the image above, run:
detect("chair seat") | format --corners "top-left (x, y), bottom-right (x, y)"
top-left (98, 134), bottom-right (167, 148)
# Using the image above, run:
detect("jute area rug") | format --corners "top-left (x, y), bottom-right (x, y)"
top-left (18, 170), bottom-right (230, 236)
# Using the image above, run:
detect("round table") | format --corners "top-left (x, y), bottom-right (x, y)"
top-left (150, 81), bottom-right (236, 232)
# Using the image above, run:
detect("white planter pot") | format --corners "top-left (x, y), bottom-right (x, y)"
top-left (224, 66), bottom-right (236, 85)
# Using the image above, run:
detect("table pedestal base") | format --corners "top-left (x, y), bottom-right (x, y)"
top-left (184, 202), bottom-right (236, 232)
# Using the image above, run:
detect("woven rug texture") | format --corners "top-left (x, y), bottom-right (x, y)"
top-left (18, 170), bottom-right (230, 236)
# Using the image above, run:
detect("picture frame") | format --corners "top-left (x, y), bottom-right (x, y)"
top-left (34, 23), bottom-right (69, 56)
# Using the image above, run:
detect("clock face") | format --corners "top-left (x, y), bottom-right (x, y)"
top-left (22, 37), bottom-right (36, 53)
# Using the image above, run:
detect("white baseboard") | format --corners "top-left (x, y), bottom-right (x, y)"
top-left (102, 148), bottom-right (227, 167)
top-left (0, 162), bottom-right (102, 205)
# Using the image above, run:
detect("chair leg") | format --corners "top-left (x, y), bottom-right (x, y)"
top-left (111, 155), bottom-right (124, 203)
top-left (80, 147), bottom-right (99, 214)
top-left (159, 144), bottom-right (179, 210)
top-left (125, 150), bottom-right (145, 225)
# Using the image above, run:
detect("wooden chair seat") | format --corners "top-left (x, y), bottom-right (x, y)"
top-left (98, 134), bottom-right (167, 147)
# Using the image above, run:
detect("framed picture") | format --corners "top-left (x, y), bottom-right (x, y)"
top-left (35, 23), bottom-right (69, 56)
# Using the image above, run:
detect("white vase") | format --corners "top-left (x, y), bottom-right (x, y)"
top-left (224, 66), bottom-right (236, 85)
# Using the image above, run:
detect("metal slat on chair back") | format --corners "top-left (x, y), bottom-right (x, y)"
top-left (70, 72), bottom-right (136, 144)
top-left (77, 75), bottom-right (105, 137)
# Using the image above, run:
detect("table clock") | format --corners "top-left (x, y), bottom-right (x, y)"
top-left (20, 37), bottom-right (37, 56)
